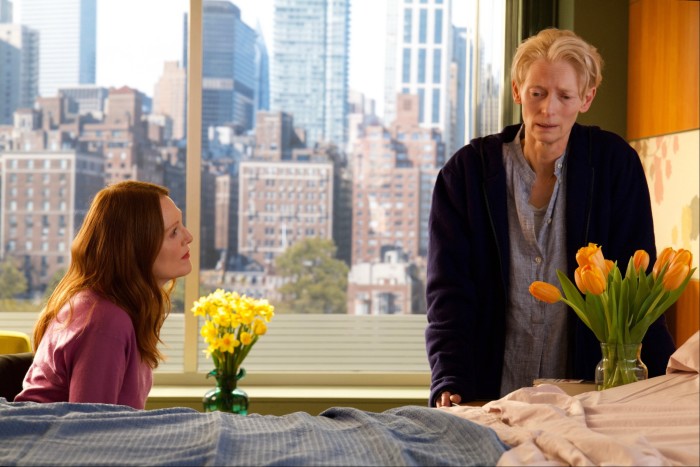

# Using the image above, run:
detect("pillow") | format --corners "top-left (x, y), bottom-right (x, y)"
top-left (666, 330), bottom-right (699, 374)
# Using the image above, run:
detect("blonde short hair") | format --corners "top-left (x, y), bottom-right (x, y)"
top-left (511, 28), bottom-right (603, 98)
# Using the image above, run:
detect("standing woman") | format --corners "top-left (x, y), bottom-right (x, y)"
top-left (16, 181), bottom-right (193, 409)
top-left (425, 28), bottom-right (675, 408)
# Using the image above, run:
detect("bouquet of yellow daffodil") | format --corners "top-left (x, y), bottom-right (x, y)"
top-left (191, 289), bottom-right (274, 413)
top-left (530, 244), bottom-right (695, 389)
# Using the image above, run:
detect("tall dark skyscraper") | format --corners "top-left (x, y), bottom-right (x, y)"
top-left (200, 0), bottom-right (257, 156)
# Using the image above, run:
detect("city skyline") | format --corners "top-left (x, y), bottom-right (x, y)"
top-left (14, 0), bottom-right (473, 117)
top-left (0, 0), bottom-right (479, 317)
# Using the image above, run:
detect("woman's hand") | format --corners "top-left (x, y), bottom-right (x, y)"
top-left (436, 391), bottom-right (462, 407)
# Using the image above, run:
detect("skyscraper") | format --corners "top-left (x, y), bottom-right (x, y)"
top-left (0, 0), bottom-right (13, 22)
top-left (200, 0), bottom-right (257, 156)
top-left (153, 61), bottom-right (187, 141)
top-left (232, 18), bottom-right (256, 133)
top-left (254, 22), bottom-right (269, 113)
top-left (0, 22), bottom-right (38, 123)
top-left (20, 0), bottom-right (96, 98)
top-left (450, 26), bottom-right (467, 154)
top-left (271, 0), bottom-right (349, 148)
top-left (383, 0), bottom-right (453, 151)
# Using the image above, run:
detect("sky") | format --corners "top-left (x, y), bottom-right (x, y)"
top-left (15, 0), bottom-right (472, 113)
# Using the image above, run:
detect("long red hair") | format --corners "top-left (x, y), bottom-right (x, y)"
top-left (33, 181), bottom-right (173, 368)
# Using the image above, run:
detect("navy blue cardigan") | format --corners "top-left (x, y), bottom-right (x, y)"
top-left (425, 123), bottom-right (676, 405)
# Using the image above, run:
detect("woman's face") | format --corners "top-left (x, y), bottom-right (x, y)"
top-left (513, 59), bottom-right (596, 155)
top-left (153, 196), bottom-right (193, 287)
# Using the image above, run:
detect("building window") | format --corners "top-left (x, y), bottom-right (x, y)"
top-left (434, 8), bottom-right (443, 44)
top-left (402, 48), bottom-right (411, 83)
top-left (418, 48), bottom-right (426, 83)
top-left (403, 8), bottom-right (412, 43)
top-left (418, 8), bottom-right (427, 44)
top-left (432, 88), bottom-right (440, 123)
top-left (432, 49), bottom-right (441, 83)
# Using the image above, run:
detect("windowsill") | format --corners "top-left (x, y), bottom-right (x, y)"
top-left (146, 384), bottom-right (430, 415)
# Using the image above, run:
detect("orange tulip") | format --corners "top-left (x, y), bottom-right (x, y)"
top-left (574, 267), bottom-right (586, 293)
top-left (669, 249), bottom-right (693, 269)
top-left (633, 250), bottom-right (650, 272)
top-left (577, 264), bottom-right (607, 295)
top-left (652, 247), bottom-right (676, 279)
top-left (604, 259), bottom-right (615, 276)
top-left (575, 243), bottom-right (607, 272)
top-left (529, 281), bottom-right (562, 304)
top-left (662, 263), bottom-right (690, 292)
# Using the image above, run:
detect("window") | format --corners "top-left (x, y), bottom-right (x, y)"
top-left (403, 8), bottom-right (412, 43)
top-left (432, 88), bottom-right (440, 123)
top-left (402, 48), bottom-right (411, 83)
top-left (418, 8), bottom-right (427, 44)
top-left (418, 48), bottom-right (426, 83)
top-left (432, 49), bottom-right (441, 83)
top-left (434, 7), bottom-right (443, 44)
top-left (5, 0), bottom-right (509, 386)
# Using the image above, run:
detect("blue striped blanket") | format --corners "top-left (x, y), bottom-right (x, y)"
top-left (0, 401), bottom-right (507, 466)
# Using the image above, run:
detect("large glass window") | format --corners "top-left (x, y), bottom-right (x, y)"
top-left (1, 0), bottom-right (508, 385)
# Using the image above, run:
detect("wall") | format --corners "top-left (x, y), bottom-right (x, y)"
top-left (627, 0), bottom-right (699, 140)
top-left (558, 0), bottom-right (630, 137)
top-left (627, 0), bottom-right (700, 346)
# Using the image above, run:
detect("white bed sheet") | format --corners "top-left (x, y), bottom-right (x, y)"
top-left (442, 332), bottom-right (700, 466)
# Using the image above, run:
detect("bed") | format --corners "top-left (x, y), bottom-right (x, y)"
top-left (1, 332), bottom-right (697, 466)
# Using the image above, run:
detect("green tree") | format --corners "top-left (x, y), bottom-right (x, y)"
top-left (0, 259), bottom-right (28, 299)
top-left (275, 238), bottom-right (349, 314)
top-left (43, 268), bottom-right (67, 302)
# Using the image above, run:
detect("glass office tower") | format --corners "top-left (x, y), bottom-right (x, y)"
top-left (201, 0), bottom-right (257, 156)
top-left (21, 0), bottom-right (96, 98)
top-left (384, 0), bottom-right (453, 149)
top-left (271, 0), bottom-right (349, 148)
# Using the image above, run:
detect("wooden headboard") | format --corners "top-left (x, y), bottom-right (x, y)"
top-left (666, 279), bottom-right (700, 347)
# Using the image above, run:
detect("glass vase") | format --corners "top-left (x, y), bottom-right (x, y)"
top-left (595, 343), bottom-right (648, 391)
top-left (203, 367), bottom-right (249, 415)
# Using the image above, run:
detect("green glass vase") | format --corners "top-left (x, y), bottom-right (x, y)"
top-left (203, 367), bottom-right (249, 414)
top-left (595, 343), bottom-right (648, 391)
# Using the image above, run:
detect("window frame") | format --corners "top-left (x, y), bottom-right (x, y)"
top-left (164, 0), bottom-right (432, 389)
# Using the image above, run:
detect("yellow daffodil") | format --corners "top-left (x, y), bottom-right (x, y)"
top-left (200, 320), bottom-right (218, 343)
top-left (212, 309), bottom-right (232, 327)
top-left (217, 333), bottom-right (239, 353)
top-left (239, 331), bottom-right (253, 346)
top-left (529, 281), bottom-right (562, 303)
top-left (252, 319), bottom-right (268, 336)
top-left (192, 289), bottom-right (275, 384)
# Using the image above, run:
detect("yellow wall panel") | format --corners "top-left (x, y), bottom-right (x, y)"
top-left (627, 0), bottom-right (699, 140)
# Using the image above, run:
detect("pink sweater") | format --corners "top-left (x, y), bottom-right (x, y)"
top-left (15, 290), bottom-right (152, 409)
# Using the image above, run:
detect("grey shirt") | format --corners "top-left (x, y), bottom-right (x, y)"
top-left (500, 127), bottom-right (569, 397)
